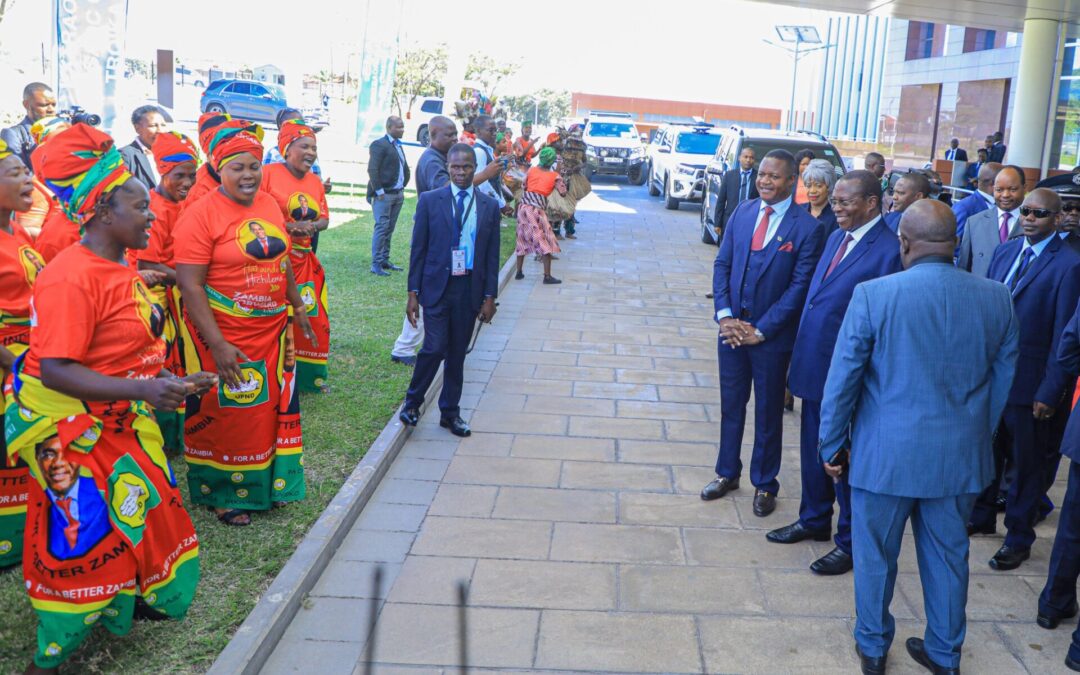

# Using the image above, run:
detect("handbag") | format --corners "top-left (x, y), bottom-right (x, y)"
top-left (545, 188), bottom-right (576, 222)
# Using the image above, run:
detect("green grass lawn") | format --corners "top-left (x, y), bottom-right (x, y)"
top-left (0, 196), bottom-right (517, 673)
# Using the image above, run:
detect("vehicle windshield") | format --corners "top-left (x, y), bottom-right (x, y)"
top-left (746, 141), bottom-right (845, 173)
top-left (676, 132), bottom-right (721, 155)
top-left (587, 122), bottom-right (637, 139)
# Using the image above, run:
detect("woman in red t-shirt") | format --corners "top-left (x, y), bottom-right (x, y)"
top-left (9, 124), bottom-right (212, 672)
top-left (182, 112), bottom-right (233, 211)
top-left (175, 123), bottom-right (316, 527)
top-left (261, 119), bottom-right (331, 392)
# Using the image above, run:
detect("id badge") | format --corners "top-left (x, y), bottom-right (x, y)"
top-left (451, 248), bottom-right (467, 276)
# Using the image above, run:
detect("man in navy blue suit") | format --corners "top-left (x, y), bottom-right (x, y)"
top-left (819, 199), bottom-right (1018, 675)
top-left (399, 143), bottom-right (500, 438)
top-left (767, 171), bottom-right (901, 576)
top-left (968, 188), bottom-right (1080, 571)
top-left (1039, 294), bottom-right (1080, 672)
top-left (702, 149), bottom-right (825, 517)
top-left (883, 172), bottom-right (930, 234)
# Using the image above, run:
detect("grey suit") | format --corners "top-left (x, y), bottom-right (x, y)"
top-left (956, 206), bottom-right (1021, 277)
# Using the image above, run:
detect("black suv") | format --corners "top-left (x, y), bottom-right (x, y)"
top-left (699, 128), bottom-right (846, 245)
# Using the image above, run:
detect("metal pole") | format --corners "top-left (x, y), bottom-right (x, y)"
top-left (533, 99), bottom-right (538, 126)
top-left (789, 37), bottom-right (800, 131)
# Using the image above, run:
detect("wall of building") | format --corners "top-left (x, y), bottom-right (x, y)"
top-left (815, 14), bottom-right (890, 143)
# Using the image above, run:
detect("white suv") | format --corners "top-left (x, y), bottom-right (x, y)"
top-left (583, 114), bottom-right (647, 184)
top-left (647, 124), bottom-right (723, 210)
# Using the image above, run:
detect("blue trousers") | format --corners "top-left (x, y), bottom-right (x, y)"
top-left (1040, 460), bottom-right (1080, 663)
top-left (715, 343), bottom-right (789, 494)
top-left (798, 399), bottom-right (852, 553)
top-left (851, 487), bottom-right (977, 669)
top-left (371, 191), bottom-right (404, 270)
top-left (404, 275), bottom-right (474, 419)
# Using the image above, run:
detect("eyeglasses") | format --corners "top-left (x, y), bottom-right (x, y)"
top-left (1062, 202), bottom-right (1080, 213)
top-left (828, 196), bottom-right (864, 209)
top-left (1019, 206), bottom-right (1059, 219)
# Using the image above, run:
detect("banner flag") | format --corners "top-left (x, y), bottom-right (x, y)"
top-left (354, 0), bottom-right (403, 146)
top-left (53, 0), bottom-right (130, 133)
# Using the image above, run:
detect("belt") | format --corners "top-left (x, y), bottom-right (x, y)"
top-left (384, 188), bottom-right (403, 194)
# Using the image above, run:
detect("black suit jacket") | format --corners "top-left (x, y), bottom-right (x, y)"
top-left (408, 186), bottom-right (500, 312)
top-left (1064, 233), bottom-right (1080, 257)
top-left (989, 142), bottom-right (1006, 163)
top-left (366, 136), bottom-right (410, 201)
top-left (120, 140), bottom-right (158, 189)
top-left (945, 148), bottom-right (968, 162)
top-left (714, 168), bottom-right (758, 232)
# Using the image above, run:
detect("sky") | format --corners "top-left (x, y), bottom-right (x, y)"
top-left (0, 0), bottom-right (836, 112)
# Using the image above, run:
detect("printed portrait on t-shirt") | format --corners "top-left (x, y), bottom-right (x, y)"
top-left (132, 278), bottom-right (167, 338)
top-left (18, 245), bottom-right (45, 285)
top-left (287, 193), bottom-right (320, 222)
top-left (35, 436), bottom-right (110, 561)
top-left (236, 218), bottom-right (288, 261)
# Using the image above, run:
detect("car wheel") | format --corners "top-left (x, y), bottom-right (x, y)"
top-left (628, 164), bottom-right (646, 186)
top-left (647, 163), bottom-right (660, 196)
top-left (418, 125), bottom-right (430, 146)
top-left (206, 103), bottom-right (226, 114)
top-left (663, 175), bottom-right (680, 210)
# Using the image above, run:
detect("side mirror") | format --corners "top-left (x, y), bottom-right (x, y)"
top-left (658, 147), bottom-right (671, 154)
top-left (706, 165), bottom-right (722, 175)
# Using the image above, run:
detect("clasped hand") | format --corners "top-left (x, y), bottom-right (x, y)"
top-left (719, 318), bottom-right (763, 347)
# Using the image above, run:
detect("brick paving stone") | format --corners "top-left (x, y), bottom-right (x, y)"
top-left (469, 559), bottom-right (616, 610)
top-left (550, 523), bottom-right (685, 564)
top-left (534, 610), bottom-right (701, 673)
top-left (442, 455), bottom-right (562, 487)
top-left (620, 491), bottom-right (739, 528)
top-left (492, 487), bottom-right (616, 523)
top-left (384, 556), bottom-right (477, 605)
top-left (567, 415), bottom-right (664, 440)
top-left (571, 380), bottom-right (659, 401)
top-left (698, 616), bottom-right (862, 674)
top-left (373, 604), bottom-right (539, 668)
top-left (618, 439), bottom-right (716, 467)
top-left (523, 394), bottom-right (615, 417)
top-left (619, 564), bottom-right (766, 614)
top-left (509, 435), bottom-right (615, 461)
top-left (411, 516), bottom-right (551, 559)
top-left (427, 484), bottom-right (498, 518)
top-left (560, 460), bottom-right (671, 492)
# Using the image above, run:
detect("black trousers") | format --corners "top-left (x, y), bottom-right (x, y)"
top-left (405, 275), bottom-right (474, 419)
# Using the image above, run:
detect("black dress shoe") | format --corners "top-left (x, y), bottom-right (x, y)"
top-left (753, 489), bottom-right (776, 517)
top-left (705, 291), bottom-right (714, 299)
top-left (391, 354), bottom-right (417, 366)
top-left (371, 267), bottom-right (390, 277)
top-left (905, 637), bottom-right (958, 674)
top-left (440, 416), bottom-right (471, 437)
top-left (994, 493), bottom-right (1007, 512)
top-left (700, 476), bottom-right (739, 501)
top-left (382, 262), bottom-right (404, 271)
top-left (1066, 653), bottom-right (1080, 672)
top-left (966, 521), bottom-right (996, 536)
top-left (767, 521), bottom-right (831, 544)
top-left (856, 645), bottom-right (887, 675)
top-left (811, 546), bottom-right (854, 575)
top-left (1037, 600), bottom-right (1079, 629)
top-left (399, 407), bottom-right (420, 426)
top-left (989, 544), bottom-right (1030, 571)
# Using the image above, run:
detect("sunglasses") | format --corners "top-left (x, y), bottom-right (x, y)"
top-left (1019, 206), bottom-right (1059, 219)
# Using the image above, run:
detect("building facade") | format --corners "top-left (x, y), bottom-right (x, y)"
top-left (814, 14), bottom-right (891, 144)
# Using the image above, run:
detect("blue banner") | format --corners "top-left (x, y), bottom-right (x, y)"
top-left (354, 0), bottom-right (402, 146)
top-left (54, 0), bottom-right (130, 133)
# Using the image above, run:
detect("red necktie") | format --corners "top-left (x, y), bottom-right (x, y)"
top-left (999, 212), bottom-right (1011, 243)
top-left (751, 206), bottom-right (774, 251)
top-left (824, 233), bottom-right (854, 278)
top-left (261, 240), bottom-right (269, 255)
top-left (55, 496), bottom-right (79, 549)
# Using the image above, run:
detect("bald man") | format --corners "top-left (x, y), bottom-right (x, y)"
top-left (957, 164), bottom-right (1024, 277)
top-left (969, 188), bottom-right (1080, 572)
top-left (953, 159), bottom-right (999, 242)
top-left (368, 115), bottom-right (411, 275)
top-left (819, 199), bottom-right (1018, 673)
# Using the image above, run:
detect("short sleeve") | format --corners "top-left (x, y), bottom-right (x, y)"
top-left (31, 281), bottom-right (94, 362)
top-left (173, 205), bottom-right (213, 265)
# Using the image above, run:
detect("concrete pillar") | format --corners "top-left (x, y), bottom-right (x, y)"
top-left (1009, 16), bottom-right (1062, 170)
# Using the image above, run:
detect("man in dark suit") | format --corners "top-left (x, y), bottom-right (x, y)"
top-left (244, 222), bottom-right (287, 259)
top-left (710, 146), bottom-right (759, 241)
top-left (818, 199), bottom-right (1018, 675)
top-left (944, 138), bottom-right (968, 162)
top-left (964, 147), bottom-right (988, 188)
top-left (883, 172), bottom-right (930, 233)
top-left (767, 170), bottom-right (901, 577)
top-left (1059, 197), bottom-right (1080, 256)
top-left (35, 437), bottom-right (110, 561)
top-left (119, 105), bottom-right (166, 189)
top-left (968, 188), bottom-right (1080, 571)
top-left (399, 144), bottom-right (499, 438)
top-left (701, 149), bottom-right (825, 516)
top-left (1038, 295), bottom-right (1080, 672)
top-left (990, 131), bottom-right (1007, 163)
top-left (367, 116), bottom-right (410, 276)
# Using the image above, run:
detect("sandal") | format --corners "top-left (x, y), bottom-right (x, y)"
top-left (213, 507), bottom-right (251, 526)
top-left (514, 271), bottom-right (524, 280)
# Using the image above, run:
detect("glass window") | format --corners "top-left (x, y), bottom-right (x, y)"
top-left (227, 82), bottom-right (251, 95)
top-left (586, 122), bottom-right (637, 139)
top-left (420, 99), bottom-right (442, 113)
top-left (744, 141), bottom-right (846, 173)
top-left (964, 28), bottom-right (997, 53)
top-left (249, 84), bottom-right (269, 97)
top-left (1050, 42), bottom-right (1080, 170)
top-left (675, 132), bottom-right (722, 155)
top-left (906, 21), bottom-right (936, 60)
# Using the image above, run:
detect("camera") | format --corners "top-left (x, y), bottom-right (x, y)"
top-left (58, 106), bottom-right (102, 127)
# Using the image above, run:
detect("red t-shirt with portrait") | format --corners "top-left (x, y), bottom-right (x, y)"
top-left (23, 244), bottom-right (167, 380)
top-left (173, 189), bottom-right (290, 314)
top-left (138, 189), bottom-right (184, 267)
top-left (259, 163), bottom-right (329, 247)
top-left (0, 221), bottom-right (45, 346)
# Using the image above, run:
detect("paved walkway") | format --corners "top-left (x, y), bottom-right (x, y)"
top-left (262, 181), bottom-right (1071, 674)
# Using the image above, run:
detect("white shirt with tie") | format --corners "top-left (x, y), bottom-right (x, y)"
top-left (996, 206), bottom-right (1021, 240)
top-left (835, 216), bottom-right (880, 265)
top-left (1004, 235), bottom-right (1052, 288)
top-left (376, 134), bottom-right (406, 196)
top-left (715, 194), bottom-right (794, 321)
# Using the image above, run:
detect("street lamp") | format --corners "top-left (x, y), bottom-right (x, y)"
top-left (769, 25), bottom-right (827, 131)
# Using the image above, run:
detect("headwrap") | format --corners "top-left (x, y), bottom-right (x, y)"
top-left (206, 120), bottom-right (265, 172)
top-left (153, 131), bottom-right (200, 176)
top-left (546, 132), bottom-right (561, 145)
top-left (197, 112), bottom-right (233, 155)
top-left (538, 146), bottom-right (557, 169)
top-left (0, 138), bottom-right (11, 162)
top-left (277, 118), bottom-right (316, 156)
top-left (29, 117), bottom-right (70, 146)
top-left (32, 124), bottom-right (133, 225)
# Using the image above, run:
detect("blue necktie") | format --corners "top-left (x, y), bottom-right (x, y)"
top-left (740, 172), bottom-right (749, 202)
top-left (1010, 248), bottom-right (1034, 291)
top-left (454, 189), bottom-right (467, 241)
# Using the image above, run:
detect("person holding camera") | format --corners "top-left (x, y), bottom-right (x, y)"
top-left (0, 83), bottom-right (57, 171)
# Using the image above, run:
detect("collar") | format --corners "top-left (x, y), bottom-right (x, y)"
top-left (475, 138), bottom-right (494, 152)
top-left (47, 486), bottom-right (77, 503)
top-left (997, 205), bottom-right (1021, 220)
top-left (976, 189), bottom-right (993, 204)
top-left (386, 134), bottom-right (400, 145)
top-left (135, 137), bottom-right (153, 153)
top-left (1020, 235), bottom-right (1054, 257)
top-left (759, 193), bottom-right (793, 220)
top-left (845, 216), bottom-right (880, 244)
top-left (909, 255), bottom-right (953, 268)
top-left (741, 168), bottom-right (752, 174)
top-left (452, 184), bottom-right (474, 200)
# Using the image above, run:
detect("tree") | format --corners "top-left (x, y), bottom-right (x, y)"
top-left (393, 44), bottom-right (448, 116)
top-left (465, 53), bottom-right (520, 101)
top-left (500, 90), bottom-right (571, 127)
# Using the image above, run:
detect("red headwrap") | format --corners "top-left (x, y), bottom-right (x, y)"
top-left (153, 131), bottom-right (200, 176)
top-left (206, 120), bottom-right (265, 171)
top-left (32, 124), bottom-right (133, 225)
top-left (277, 119), bottom-right (316, 156)
top-left (197, 112), bottom-right (233, 155)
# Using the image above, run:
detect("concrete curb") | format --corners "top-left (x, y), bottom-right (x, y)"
top-left (208, 251), bottom-right (519, 675)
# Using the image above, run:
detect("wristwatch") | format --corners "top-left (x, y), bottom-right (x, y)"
top-left (754, 329), bottom-right (765, 341)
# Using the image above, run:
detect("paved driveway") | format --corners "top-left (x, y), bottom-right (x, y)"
top-left (262, 179), bottom-right (1069, 674)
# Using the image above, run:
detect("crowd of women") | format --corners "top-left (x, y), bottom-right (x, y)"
top-left (0, 108), bottom-right (331, 672)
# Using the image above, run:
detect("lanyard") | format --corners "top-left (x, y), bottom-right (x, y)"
top-left (453, 190), bottom-right (476, 241)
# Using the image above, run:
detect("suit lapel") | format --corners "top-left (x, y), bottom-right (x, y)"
top-left (807, 231), bottom-right (841, 299)
top-left (1013, 237), bottom-right (1059, 298)
top-left (819, 223), bottom-right (882, 291)
top-left (758, 203), bottom-right (798, 276)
